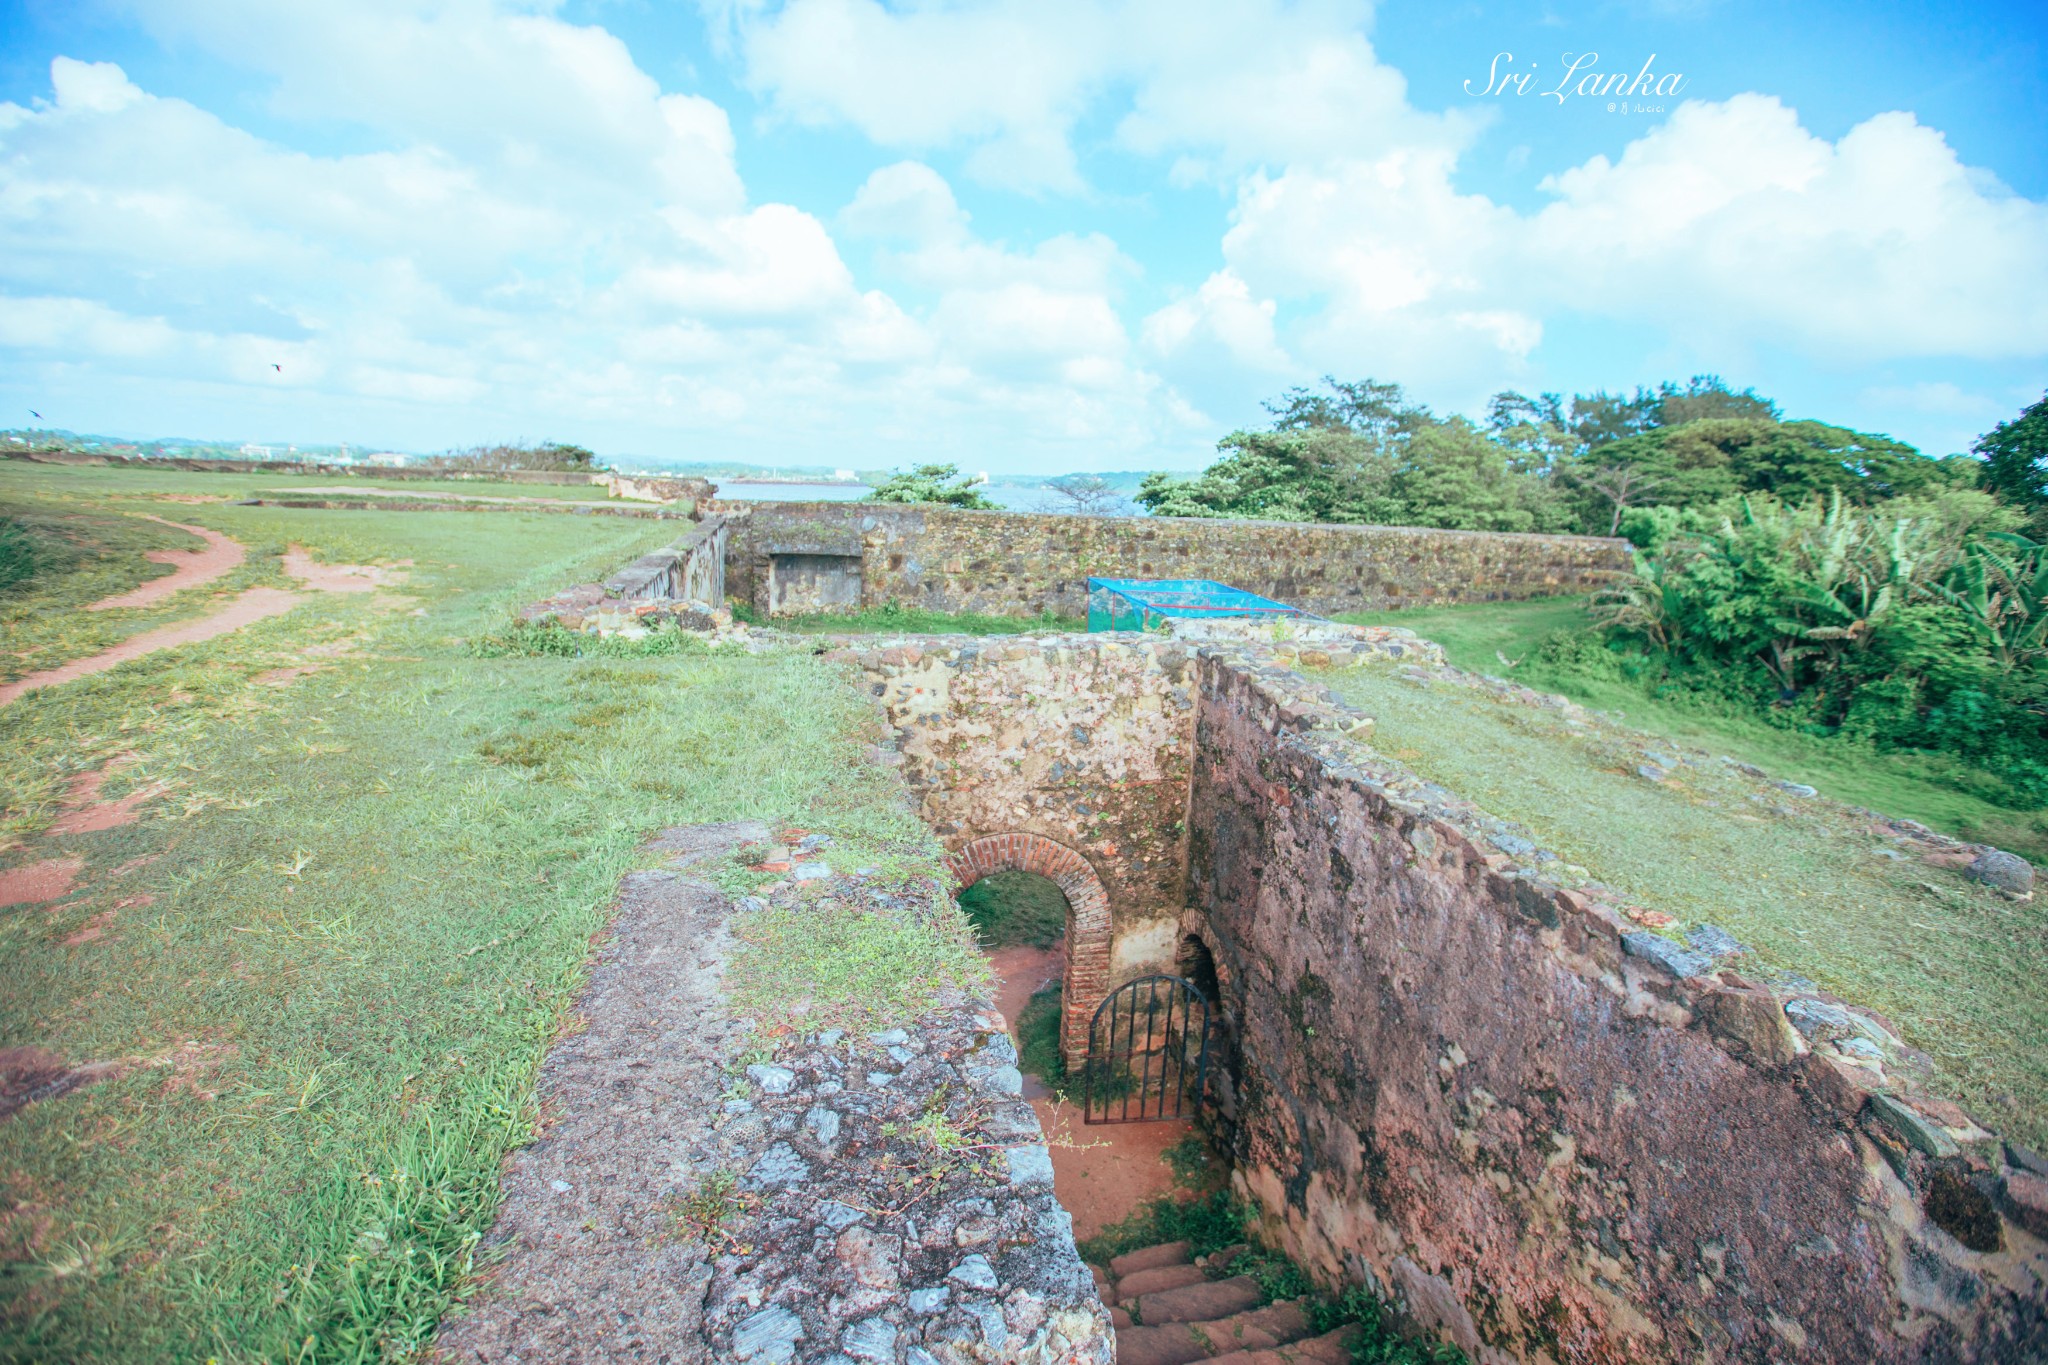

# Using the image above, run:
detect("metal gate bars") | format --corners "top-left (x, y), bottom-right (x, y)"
top-left (1081, 974), bottom-right (1212, 1124)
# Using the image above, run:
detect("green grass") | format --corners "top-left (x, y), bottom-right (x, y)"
top-left (739, 601), bottom-right (1083, 635)
top-left (2, 458), bottom-right (624, 502)
top-left (0, 465), bottom-right (947, 1361)
top-left (1315, 659), bottom-right (2048, 1150)
top-left (955, 868), bottom-right (1070, 948)
top-left (1337, 597), bottom-right (2048, 862)
top-left (1014, 984), bottom-right (1069, 1095)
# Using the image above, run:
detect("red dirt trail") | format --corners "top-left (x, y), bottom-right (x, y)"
top-left (1, 541), bottom-right (409, 708)
top-left (85, 516), bottom-right (244, 611)
top-left (0, 587), bottom-right (301, 706)
top-left (984, 940), bottom-right (1192, 1241)
top-left (48, 759), bottom-right (166, 835)
top-left (0, 857), bottom-right (82, 907)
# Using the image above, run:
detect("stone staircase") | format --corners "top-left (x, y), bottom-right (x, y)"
top-left (1088, 1241), bottom-right (1358, 1365)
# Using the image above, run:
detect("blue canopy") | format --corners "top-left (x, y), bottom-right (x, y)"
top-left (1086, 577), bottom-right (1317, 632)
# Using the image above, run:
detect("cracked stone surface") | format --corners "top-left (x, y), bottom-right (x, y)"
top-left (432, 821), bottom-right (1110, 1363)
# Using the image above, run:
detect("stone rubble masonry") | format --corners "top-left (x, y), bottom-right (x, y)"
top-left (1180, 646), bottom-right (2048, 1364)
top-left (826, 625), bottom-right (1440, 1065)
top-left (826, 618), bottom-right (2045, 1360)
top-left (719, 501), bottom-right (1634, 618)
top-left (604, 514), bottom-right (729, 606)
top-left (520, 516), bottom-right (750, 638)
top-left (434, 821), bottom-right (1112, 1364)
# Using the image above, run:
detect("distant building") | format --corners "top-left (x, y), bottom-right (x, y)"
top-left (366, 451), bottom-right (409, 467)
top-left (833, 468), bottom-right (857, 482)
top-left (239, 443), bottom-right (276, 460)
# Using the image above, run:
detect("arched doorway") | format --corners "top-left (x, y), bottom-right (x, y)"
top-left (946, 833), bottom-right (1112, 1066)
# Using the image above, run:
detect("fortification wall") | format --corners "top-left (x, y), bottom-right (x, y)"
top-left (1183, 649), bottom-right (2048, 1364)
top-left (721, 502), bottom-right (1632, 618)
top-left (604, 514), bottom-right (728, 605)
top-left (839, 636), bottom-right (1196, 1024)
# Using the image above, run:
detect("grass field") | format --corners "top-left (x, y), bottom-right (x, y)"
top-left (1339, 598), bottom-right (2048, 862)
top-left (0, 463), bottom-right (959, 1362)
top-left (1315, 658), bottom-right (2048, 1149)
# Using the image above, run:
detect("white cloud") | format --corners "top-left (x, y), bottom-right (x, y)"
top-left (725, 0), bottom-right (1476, 193)
top-left (1, 12), bottom-right (1204, 468)
top-left (7, 2), bottom-right (2046, 472)
top-left (1168, 93), bottom-right (2048, 412)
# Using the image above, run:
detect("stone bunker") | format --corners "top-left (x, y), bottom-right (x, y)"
top-left (824, 625), bottom-right (2048, 1364)
top-left (510, 505), bottom-right (2048, 1362)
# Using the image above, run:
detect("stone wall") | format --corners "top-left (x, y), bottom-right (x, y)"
top-left (604, 514), bottom-right (728, 605)
top-left (835, 635), bottom-right (1196, 1060)
top-left (1182, 649), bottom-right (2048, 1364)
top-left (722, 501), bottom-right (1632, 618)
top-left (828, 626), bottom-right (1439, 1062)
top-left (603, 471), bottom-right (715, 507)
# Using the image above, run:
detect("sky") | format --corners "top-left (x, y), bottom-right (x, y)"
top-left (1, 0), bottom-right (2044, 474)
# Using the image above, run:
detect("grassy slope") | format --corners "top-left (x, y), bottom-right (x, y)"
top-left (1338, 598), bottom-right (2047, 862)
top-left (0, 466), bottom-right (957, 1362)
top-left (1315, 660), bottom-right (2048, 1149)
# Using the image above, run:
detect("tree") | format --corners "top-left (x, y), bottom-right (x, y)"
top-left (1394, 416), bottom-right (1567, 533)
top-left (1136, 379), bottom-right (1418, 523)
top-left (1041, 474), bottom-right (1125, 515)
top-left (1974, 391), bottom-right (2048, 526)
top-left (1565, 459), bottom-right (1665, 536)
top-left (866, 463), bottom-right (997, 509)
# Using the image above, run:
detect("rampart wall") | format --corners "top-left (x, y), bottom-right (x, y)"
top-left (831, 625), bottom-right (2047, 1361)
top-left (604, 514), bottom-right (728, 604)
top-left (1183, 649), bottom-right (2048, 1364)
top-left (722, 502), bottom-right (1632, 618)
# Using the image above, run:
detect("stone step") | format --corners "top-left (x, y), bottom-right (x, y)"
top-left (1112, 1300), bottom-right (1312, 1365)
top-left (1109, 1240), bottom-right (1194, 1279)
top-left (1202, 1324), bottom-right (1360, 1365)
top-left (1115, 1263), bottom-right (1209, 1299)
top-left (1127, 1275), bottom-right (1263, 1325)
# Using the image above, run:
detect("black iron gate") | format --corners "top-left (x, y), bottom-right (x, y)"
top-left (1082, 974), bottom-right (1212, 1124)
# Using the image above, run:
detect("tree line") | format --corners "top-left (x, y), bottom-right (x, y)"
top-left (1134, 374), bottom-right (2048, 810)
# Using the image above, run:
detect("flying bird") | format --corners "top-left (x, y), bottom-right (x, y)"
top-left (271, 363), bottom-right (282, 373)
top-left (29, 410), bottom-right (42, 420)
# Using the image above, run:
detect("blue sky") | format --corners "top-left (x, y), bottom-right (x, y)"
top-left (1, 0), bottom-right (2043, 473)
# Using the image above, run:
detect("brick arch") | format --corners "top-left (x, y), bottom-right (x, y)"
top-left (947, 833), bottom-right (1112, 1065)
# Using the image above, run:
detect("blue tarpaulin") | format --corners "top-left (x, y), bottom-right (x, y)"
top-left (1086, 577), bottom-right (1318, 632)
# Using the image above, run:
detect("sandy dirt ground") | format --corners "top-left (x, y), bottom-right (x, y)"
top-left (983, 941), bottom-right (1192, 1243)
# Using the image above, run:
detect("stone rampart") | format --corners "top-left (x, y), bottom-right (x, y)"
top-left (828, 626), bottom-right (1438, 1060)
top-left (721, 501), bottom-right (1632, 618)
top-left (604, 514), bottom-right (728, 604)
top-left (1182, 649), bottom-right (2048, 1363)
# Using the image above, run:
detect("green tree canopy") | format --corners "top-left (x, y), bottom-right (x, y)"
top-left (865, 462), bottom-right (997, 509)
top-left (1974, 391), bottom-right (2048, 531)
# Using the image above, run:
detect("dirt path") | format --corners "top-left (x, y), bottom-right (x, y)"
top-left (85, 516), bottom-right (244, 611)
top-left (0, 588), bottom-right (301, 706)
top-left (983, 942), bottom-right (1191, 1243)
top-left (2, 544), bottom-right (409, 708)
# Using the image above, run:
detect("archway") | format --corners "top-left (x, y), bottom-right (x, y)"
top-left (946, 833), bottom-right (1112, 1066)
